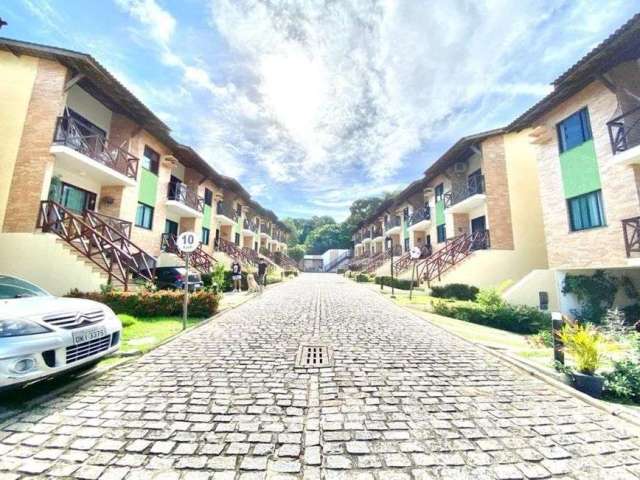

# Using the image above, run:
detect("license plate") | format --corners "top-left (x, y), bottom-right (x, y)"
top-left (72, 327), bottom-right (108, 345)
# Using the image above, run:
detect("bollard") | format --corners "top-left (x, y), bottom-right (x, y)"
top-left (551, 312), bottom-right (564, 365)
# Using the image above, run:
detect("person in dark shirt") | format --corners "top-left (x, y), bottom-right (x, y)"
top-left (231, 261), bottom-right (242, 292)
top-left (257, 259), bottom-right (268, 292)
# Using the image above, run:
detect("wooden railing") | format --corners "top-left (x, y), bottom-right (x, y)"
top-left (417, 230), bottom-right (490, 284)
top-left (219, 238), bottom-right (254, 265)
top-left (608, 106), bottom-right (640, 154)
top-left (216, 202), bottom-right (237, 221)
top-left (444, 175), bottom-right (485, 208)
top-left (364, 246), bottom-right (401, 274)
top-left (393, 251), bottom-right (414, 275)
top-left (274, 251), bottom-right (299, 271)
top-left (622, 216), bottom-right (640, 257)
top-left (37, 201), bottom-right (155, 289)
top-left (161, 233), bottom-right (216, 273)
top-left (242, 246), bottom-right (260, 264)
top-left (84, 210), bottom-right (132, 238)
top-left (384, 217), bottom-right (401, 231)
top-left (168, 182), bottom-right (205, 213)
top-left (243, 219), bottom-right (259, 233)
top-left (52, 116), bottom-right (138, 180)
top-left (409, 207), bottom-right (431, 226)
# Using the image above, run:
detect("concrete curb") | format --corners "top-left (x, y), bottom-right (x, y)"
top-left (0, 290), bottom-right (261, 424)
top-left (364, 283), bottom-right (640, 432)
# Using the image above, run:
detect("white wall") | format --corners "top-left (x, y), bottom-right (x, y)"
top-left (65, 85), bottom-right (112, 134)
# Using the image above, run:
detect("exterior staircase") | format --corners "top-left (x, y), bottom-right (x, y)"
top-left (417, 230), bottom-right (490, 284)
top-left (161, 233), bottom-right (216, 273)
top-left (219, 238), bottom-right (256, 266)
top-left (36, 201), bottom-right (156, 290)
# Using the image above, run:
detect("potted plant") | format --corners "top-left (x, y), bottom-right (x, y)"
top-left (559, 323), bottom-right (604, 397)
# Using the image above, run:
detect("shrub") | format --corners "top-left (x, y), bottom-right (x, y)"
top-left (622, 303), bottom-right (640, 324)
top-left (562, 270), bottom-right (618, 324)
top-left (355, 273), bottom-right (370, 283)
top-left (432, 300), bottom-right (550, 334)
top-left (430, 283), bottom-right (479, 301)
top-left (528, 329), bottom-right (553, 348)
top-left (67, 289), bottom-right (220, 318)
top-left (223, 271), bottom-right (249, 291)
top-left (374, 276), bottom-right (413, 290)
top-left (476, 284), bottom-right (509, 309)
top-left (604, 360), bottom-right (640, 401)
top-left (336, 268), bottom-right (346, 275)
top-left (559, 323), bottom-right (603, 375)
top-left (266, 275), bottom-right (282, 285)
top-left (118, 314), bottom-right (137, 328)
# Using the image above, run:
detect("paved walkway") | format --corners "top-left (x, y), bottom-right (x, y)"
top-left (0, 274), bottom-right (639, 479)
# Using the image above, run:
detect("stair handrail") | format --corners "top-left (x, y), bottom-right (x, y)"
top-left (417, 230), bottom-right (490, 284)
top-left (161, 233), bottom-right (216, 273)
top-left (84, 210), bottom-right (132, 238)
top-left (324, 250), bottom-right (352, 272)
top-left (37, 201), bottom-right (155, 288)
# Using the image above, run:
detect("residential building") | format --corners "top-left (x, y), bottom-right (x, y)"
top-left (0, 38), bottom-right (294, 294)
top-left (507, 13), bottom-right (640, 313)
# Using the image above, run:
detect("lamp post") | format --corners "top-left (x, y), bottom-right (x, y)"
top-left (386, 236), bottom-right (395, 298)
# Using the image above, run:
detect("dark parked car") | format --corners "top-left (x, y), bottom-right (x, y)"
top-left (154, 267), bottom-right (203, 291)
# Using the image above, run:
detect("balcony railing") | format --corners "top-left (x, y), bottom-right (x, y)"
top-left (384, 217), bottom-right (401, 231)
top-left (52, 116), bottom-right (139, 180)
top-left (372, 226), bottom-right (383, 238)
top-left (608, 106), bottom-right (640, 154)
top-left (622, 216), bottom-right (640, 257)
top-left (260, 224), bottom-right (272, 236)
top-left (243, 219), bottom-right (258, 232)
top-left (216, 202), bottom-right (237, 220)
top-left (168, 182), bottom-right (204, 213)
top-left (409, 207), bottom-right (431, 226)
top-left (444, 174), bottom-right (485, 208)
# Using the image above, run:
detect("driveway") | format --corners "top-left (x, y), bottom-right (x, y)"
top-left (0, 273), bottom-right (638, 479)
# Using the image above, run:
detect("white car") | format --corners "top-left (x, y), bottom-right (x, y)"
top-left (0, 275), bottom-right (122, 390)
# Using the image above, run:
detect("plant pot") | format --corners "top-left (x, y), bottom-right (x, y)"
top-left (568, 372), bottom-right (604, 398)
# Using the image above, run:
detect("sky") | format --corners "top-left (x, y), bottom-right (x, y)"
top-left (2, 1), bottom-right (638, 221)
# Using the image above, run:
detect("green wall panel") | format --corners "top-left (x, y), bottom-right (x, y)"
top-left (436, 201), bottom-right (445, 226)
top-left (559, 139), bottom-right (601, 199)
top-left (138, 169), bottom-right (158, 206)
top-left (202, 204), bottom-right (211, 229)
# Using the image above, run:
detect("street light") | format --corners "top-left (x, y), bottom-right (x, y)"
top-left (385, 236), bottom-right (395, 298)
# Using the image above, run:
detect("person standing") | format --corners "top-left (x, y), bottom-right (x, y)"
top-left (257, 259), bottom-right (268, 292)
top-left (231, 260), bottom-right (242, 293)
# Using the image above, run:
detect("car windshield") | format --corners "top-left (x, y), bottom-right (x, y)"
top-left (0, 276), bottom-right (50, 299)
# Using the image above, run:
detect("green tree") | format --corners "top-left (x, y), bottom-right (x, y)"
top-left (305, 223), bottom-right (351, 254)
top-left (287, 244), bottom-right (306, 263)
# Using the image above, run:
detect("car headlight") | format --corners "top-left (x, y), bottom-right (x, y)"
top-left (0, 319), bottom-right (52, 337)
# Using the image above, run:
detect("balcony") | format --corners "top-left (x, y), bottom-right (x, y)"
top-left (260, 224), bottom-right (272, 238)
top-left (50, 116), bottom-right (138, 187)
top-left (444, 175), bottom-right (486, 214)
top-left (166, 182), bottom-right (204, 218)
top-left (408, 207), bottom-right (431, 231)
top-left (608, 106), bottom-right (640, 166)
top-left (384, 217), bottom-right (401, 235)
top-left (216, 202), bottom-right (237, 226)
top-left (243, 218), bottom-right (258, 235)
top-left (372, 226), bottom-right (384, 241)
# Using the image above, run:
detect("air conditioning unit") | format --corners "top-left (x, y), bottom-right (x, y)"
top-left (453, 160), bottom-right (468, 173)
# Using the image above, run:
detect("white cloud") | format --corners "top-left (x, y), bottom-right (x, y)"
top-left (115, 0), bottom-right (175, 46)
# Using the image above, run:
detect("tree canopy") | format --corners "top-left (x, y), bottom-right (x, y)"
top-left (284, 193), bottom-right (393, 257)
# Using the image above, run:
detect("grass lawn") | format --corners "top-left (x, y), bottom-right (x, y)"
top-left (118, 315), bottom-right (206, 354)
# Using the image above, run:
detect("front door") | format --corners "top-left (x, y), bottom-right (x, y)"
top-left (60, 183), bottom-right (96, 213)
top-left (470, 216), bottom-right (487, 249)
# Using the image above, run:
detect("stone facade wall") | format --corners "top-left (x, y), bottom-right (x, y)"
top-left (3, 59), bottom-right (68, 233)
top-left (534, 80), bottom-right (640, 269)
top-left (482, 135), bottom-right (514, 250)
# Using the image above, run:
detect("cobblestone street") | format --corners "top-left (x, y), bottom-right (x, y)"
top-left (1, 274), bottom-right (639, 479)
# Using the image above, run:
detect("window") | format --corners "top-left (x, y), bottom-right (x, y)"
top-left (437, 224), bottom-right (446, 243)
top-left (403, 207), bottom-right (409, 221)
top-left (204, 188), bottom-right (213, 206)
top-left (557, 108), bottom-right (592, 153)
top-left (539, 292), bottom-right (549, 311)
top-left (135, 203), bottom-right (154, 230)
top-left (567, 190), bottom-right (605, 231)
top-left (234, 233), bottom-right (241, 246)
top-left (201, 227), bottom-right (210, 245)
top-left (142, 145), bottom-right (160, 174)
top-left (236, 204), bottom-right (242, 218)
top-left (404, 238), bottom-right (409, 251)
top-left (435, 183), bottom-right (444, 202)
top-left (60, 183), bottom-right (96, 213)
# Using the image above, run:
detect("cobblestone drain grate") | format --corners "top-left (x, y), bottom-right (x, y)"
top-left (295, 345), bottom-right (332, 368)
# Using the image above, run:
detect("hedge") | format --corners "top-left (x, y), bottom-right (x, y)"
top-left (355, 273), bottom-right (370, 282)
top-left (374, 276), bottom-right (413, 290)
top-left (67, 289), bottom-right (220, 318)
top-left (430, 283), bottom-right (479, 301)
top-left (432, 300), bottom-right (550, 334)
